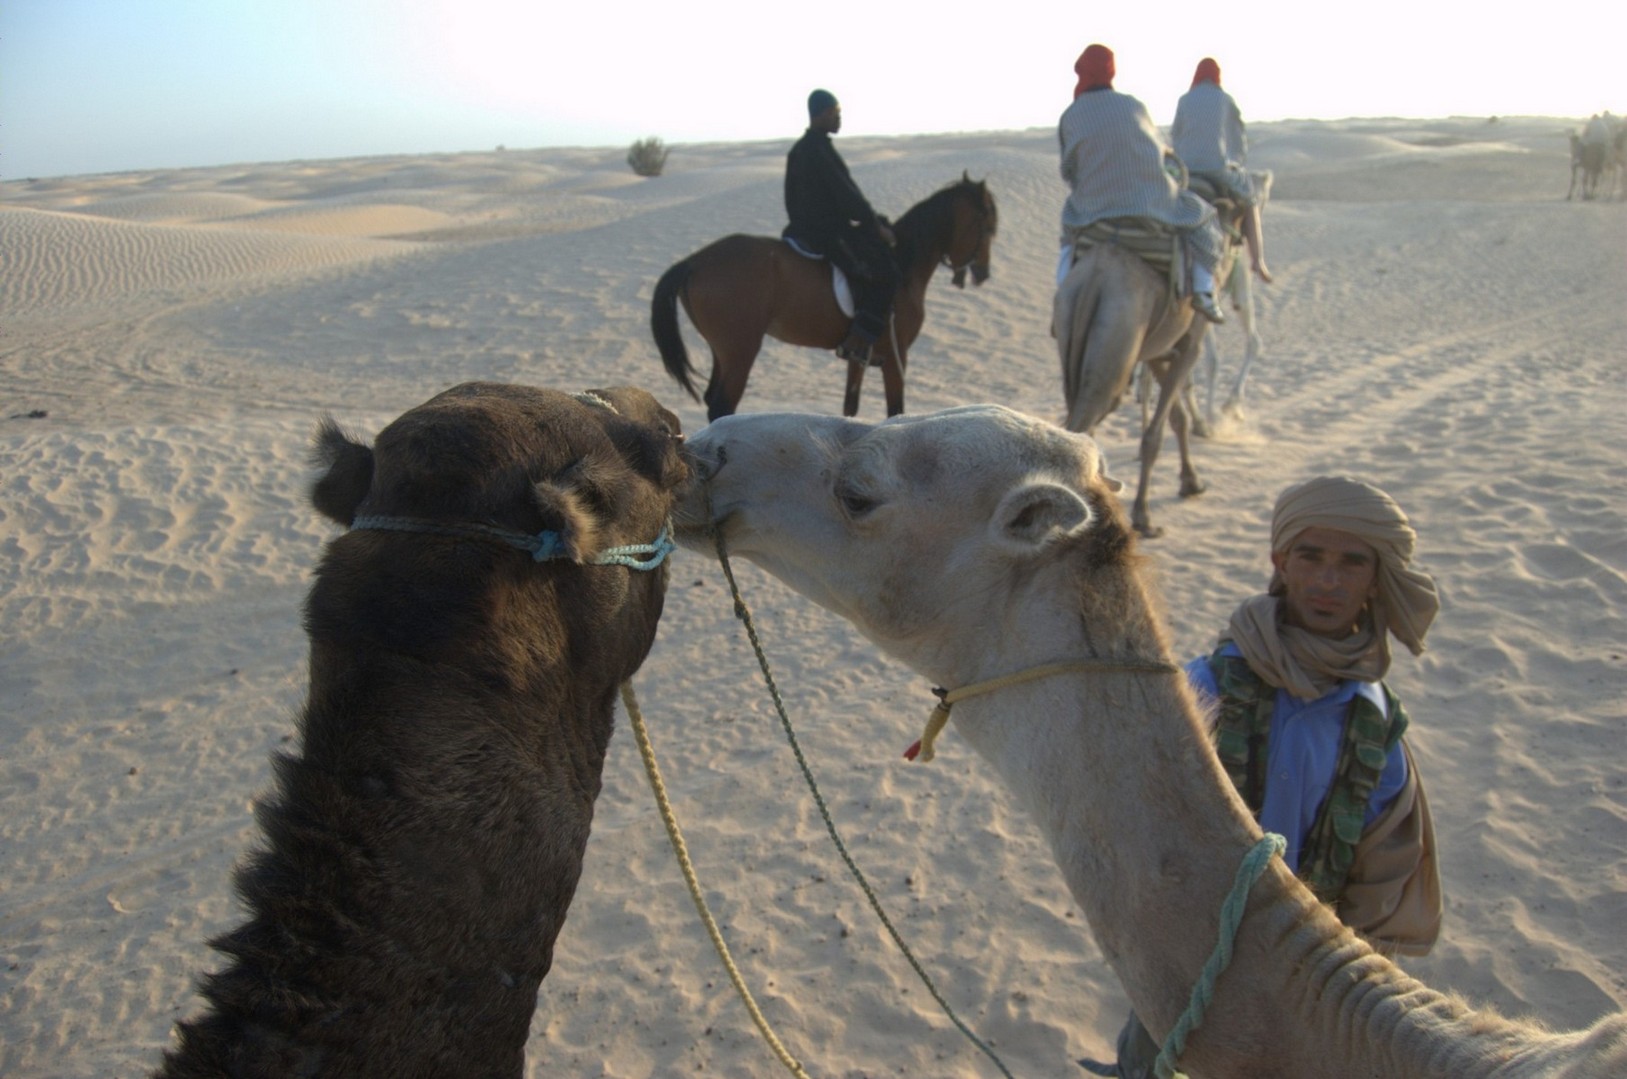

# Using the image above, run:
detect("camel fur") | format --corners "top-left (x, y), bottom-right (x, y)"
top-left (1055, 242), bottom-right (1209, 538)
top-left (673, 405), bottom-right (1627, 1079)
top-left (154, 382), bottom-right (687, 1079)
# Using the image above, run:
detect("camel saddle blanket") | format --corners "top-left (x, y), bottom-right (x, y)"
top-left (784, 236), bottom-right (856, 318)
top-left (1068, 217), bottom-right (1183, 293)
top-left (1187, 174), bottom-right (1238, 213)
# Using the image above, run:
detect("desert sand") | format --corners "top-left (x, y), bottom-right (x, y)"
top-left (2, 115), bottom-right (1623, 1078)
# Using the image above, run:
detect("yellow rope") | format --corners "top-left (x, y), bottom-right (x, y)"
top-left (619, 681), bottom-right (813, 1079)
top-left (912, 658), bottom-right (1180, 762)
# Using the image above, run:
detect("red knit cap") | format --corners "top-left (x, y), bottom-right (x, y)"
top-left (1192, 57), bottom-right (1222, 88)
top-left (1074, 44), bottom-right (1115, 97)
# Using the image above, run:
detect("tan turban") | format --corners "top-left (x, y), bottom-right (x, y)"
top-left (1225, 477), bottom-right (1441, 699)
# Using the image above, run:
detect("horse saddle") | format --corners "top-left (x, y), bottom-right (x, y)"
top-left (784, 236), bottom-right (857, 318)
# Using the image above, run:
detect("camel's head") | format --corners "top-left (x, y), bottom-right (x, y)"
top-left (306, 382), bottom-right (687, 673)
top-left (675, 405), bottom-right (1128, 676)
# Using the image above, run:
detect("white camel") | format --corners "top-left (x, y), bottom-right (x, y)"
top-left (1138, 169), bottom-right (1273, 437)
top-left (1195, 169), bottom-right (1272, 429)
top-left (1056, 241), bottom-right (1208, 539)
top-left (673, 405), bottom-right (1627, 1079)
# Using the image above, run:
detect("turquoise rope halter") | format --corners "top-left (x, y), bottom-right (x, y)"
top-left (349, 514), bottom-right (676, 571)
top-left (1154, 832), bottom-right (1288, 1079)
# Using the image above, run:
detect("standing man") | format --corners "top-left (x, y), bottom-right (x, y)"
top-left (1058, 44), bottom-right (1227, 323)
top-left (783, 89), bottom-right (899, 365)
top-left (1171, 57), bottom-right (1273, 282)
top-left (1097, 476), bottom-right (1444, 1078)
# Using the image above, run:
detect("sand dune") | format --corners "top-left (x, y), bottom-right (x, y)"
top-left (1, 115), bottom-right (1623, 1078)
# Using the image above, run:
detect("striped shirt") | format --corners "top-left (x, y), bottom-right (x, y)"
top-left (1058, 88), bottom-right (1223, 271)
top-left (1172, 81), bottom-right (1248, 174)
top-left (1173, 81), bottom-right (1258, 205)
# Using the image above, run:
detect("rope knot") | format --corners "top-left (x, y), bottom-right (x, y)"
top-left (907, 659), bottom-right (1179, 764)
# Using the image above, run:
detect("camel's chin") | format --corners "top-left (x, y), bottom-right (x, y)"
top-left (671, 520), bottom-right (715, 554)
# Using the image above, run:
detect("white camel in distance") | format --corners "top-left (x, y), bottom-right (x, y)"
top-left (672, 405), bottom-right (1627, 1079)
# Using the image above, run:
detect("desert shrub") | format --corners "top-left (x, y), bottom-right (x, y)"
top-left (627, 136), bottom-right (669, 177)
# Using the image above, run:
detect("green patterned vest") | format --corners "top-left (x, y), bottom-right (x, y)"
top-left (1208, 648), bottom-right (1409, 902)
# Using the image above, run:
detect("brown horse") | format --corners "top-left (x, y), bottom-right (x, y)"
top-left (652, 175), bottom-right (996, 421)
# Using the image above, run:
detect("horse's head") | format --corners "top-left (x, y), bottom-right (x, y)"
top-left (946, 173), bottom-right (997, 288)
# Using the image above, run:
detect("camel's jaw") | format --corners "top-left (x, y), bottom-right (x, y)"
top-left (671, 443), bottom-right (725, 554)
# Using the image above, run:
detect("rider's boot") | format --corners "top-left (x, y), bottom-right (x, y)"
top-left (1191, 264), bottom-right (1225, 325)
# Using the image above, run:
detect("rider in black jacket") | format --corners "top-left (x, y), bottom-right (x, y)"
top-left (783, 89), bottom-right (899, 365)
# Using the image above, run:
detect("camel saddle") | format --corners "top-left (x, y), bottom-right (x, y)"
top-left (1067, 217), bottom-right (1184, 295)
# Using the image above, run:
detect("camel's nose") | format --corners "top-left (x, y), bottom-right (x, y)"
top-left (681, 440), bottom-right (724, 483)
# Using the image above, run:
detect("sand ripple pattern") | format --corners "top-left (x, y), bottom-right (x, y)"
top-left (0, 205), bottom-right (410, 319)
top-left (0, 120), bottom-right (1622, 1078)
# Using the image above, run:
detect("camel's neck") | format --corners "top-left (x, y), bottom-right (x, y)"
top-left (933, 557), bottom-right (1548, 1077)
top-left (155, 572), bottom-right (637, 1078)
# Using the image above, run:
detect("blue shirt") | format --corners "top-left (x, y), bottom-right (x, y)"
top-left (1185, 644), bottom-right (1409, 873)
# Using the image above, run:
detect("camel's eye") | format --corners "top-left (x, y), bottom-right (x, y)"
top-left (835, 481), bottom-right (878, 519)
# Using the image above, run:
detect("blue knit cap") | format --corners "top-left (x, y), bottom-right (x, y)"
top-left (807, 89), bottom-right (838, 119)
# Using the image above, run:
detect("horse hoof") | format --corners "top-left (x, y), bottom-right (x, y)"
top-left (1134, 521), bottom-right (1164, 539)
top-left (1180, 479), bottom-right (1208, 499)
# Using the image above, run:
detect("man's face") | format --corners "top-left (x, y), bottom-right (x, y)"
top-left (1271, 526), bottom-right (1379, 638)
top-left (815, 105), bottom-right (842, 134)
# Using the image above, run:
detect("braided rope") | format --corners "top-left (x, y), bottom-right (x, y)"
top-left (1153, 832), bottom-right (1287, 1079)
top-left (620, 682), bottom-right (812, 1078)
top-left (913, 658), bottom-right (1179, 763)
top-left (708, 517), bottom-right (1017, 1079)
top-left (349, 515), bottom-right (675, 570)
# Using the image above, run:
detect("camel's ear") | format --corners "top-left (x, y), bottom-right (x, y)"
top-left (530, 450), bottom-right (622, 563)
top-left (309, 418), bottom-right (374, 526)
top-left (1096, 453), bottom-right (1124, 493)
top-left (990, 482), bottom-right (1093, 554)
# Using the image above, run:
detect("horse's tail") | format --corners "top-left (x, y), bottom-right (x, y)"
top-left (651, 258), bottom-right (700, 403)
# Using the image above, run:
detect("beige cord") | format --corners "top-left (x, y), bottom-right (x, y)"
top-left (620, 681), bottom-right (812, 1079)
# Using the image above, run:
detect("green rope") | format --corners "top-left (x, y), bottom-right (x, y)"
top-left (709, 518), bottom-right (1018, 1079)
top-left (1154, 832), bottom-right (1287, 1079)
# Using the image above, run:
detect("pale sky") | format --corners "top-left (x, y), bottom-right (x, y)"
top-left (4, 0), bottom-right (1622, 180)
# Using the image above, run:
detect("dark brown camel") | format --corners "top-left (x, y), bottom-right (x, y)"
top-left (154, 382), bottom-right (687, 1079)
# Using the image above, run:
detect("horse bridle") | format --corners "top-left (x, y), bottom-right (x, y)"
top-left (943, 190), bottom-right (994, 287)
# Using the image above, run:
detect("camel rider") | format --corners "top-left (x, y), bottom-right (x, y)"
top-left (1057, 45), bottom-right (1227, 324)
top-left (784, 88), bottom-right (900, 365)
top-left (1582, 112), bottom-right (1614, 149)
top-left (1171, 57), bottom-right (1273, 283)
top-left (1102, 476), bottom-right (1444, 1079)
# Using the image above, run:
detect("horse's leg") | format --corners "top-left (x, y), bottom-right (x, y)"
top-left (842, 358), bottom-right (866, 418)
top-left (879, 345), bottom-right (905, 418)
top-left (703, 338), bottom-right (763, 422)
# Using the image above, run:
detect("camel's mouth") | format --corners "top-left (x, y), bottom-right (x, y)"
top-left (671, 445), bottom-right (722, 551)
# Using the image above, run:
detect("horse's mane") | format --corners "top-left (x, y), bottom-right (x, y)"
top-left (893, 178), bottom-right (987, 272)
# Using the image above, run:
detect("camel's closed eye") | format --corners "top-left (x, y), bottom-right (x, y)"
top-left (834, 481), bottom-right (879, 519)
